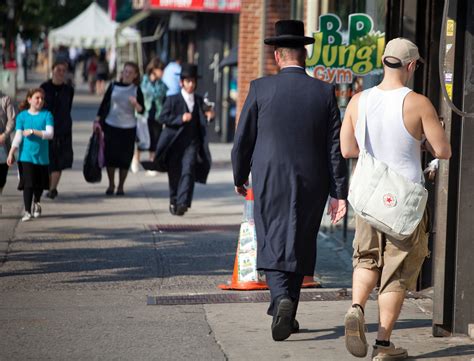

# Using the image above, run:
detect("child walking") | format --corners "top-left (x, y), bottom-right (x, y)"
top-left (157, 63), bottom-right (214, 216)
top-left (7, 88), bottom-right (54, 221)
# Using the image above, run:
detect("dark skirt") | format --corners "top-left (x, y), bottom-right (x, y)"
top-left (0, 163), bottom-right (8, 188)
top-left (49, 134), bottom-right (74, 172)
top-left (104, 123), bottom-right (136, 169)
top-left (148, 118), bottom-right (163, 152)
top-left (18, 162), bottom-right (50, 191)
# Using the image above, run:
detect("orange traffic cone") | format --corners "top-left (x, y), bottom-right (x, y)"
top-left (302, 275), bottom-right (321, 288)
top-left (219, 188), bottom-right (268, 290)
top-left (219, 188), bottom-right (321, 290)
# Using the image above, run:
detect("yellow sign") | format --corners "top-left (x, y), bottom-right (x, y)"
top-left (445, 83), bottom-right (453, 100)
top-left (446, 19), bottom-right (455, 37)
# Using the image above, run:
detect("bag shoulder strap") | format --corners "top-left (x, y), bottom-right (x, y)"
top-left (357, 89), bottom-right (371, 151)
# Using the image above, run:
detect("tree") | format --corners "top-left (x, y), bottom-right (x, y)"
top-left (0, 0), bottom-right (93, 60)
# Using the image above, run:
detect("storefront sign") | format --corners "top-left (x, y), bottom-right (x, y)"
top-left (306, 14), bottom-right (385, 84)
top-left (148, 0), bottom-right (240, 13)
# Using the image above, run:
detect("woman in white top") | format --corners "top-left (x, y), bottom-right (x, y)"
top-left (95, 62), bottom-right (144, 196)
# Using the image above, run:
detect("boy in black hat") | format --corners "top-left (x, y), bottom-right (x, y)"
top-left (156, 63), bottom-right (214, 216)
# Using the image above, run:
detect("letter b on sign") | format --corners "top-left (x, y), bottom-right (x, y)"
top-left (349, 14), bottom-right (373, 44)
top-left (320, 14), bottom-right (342, 45)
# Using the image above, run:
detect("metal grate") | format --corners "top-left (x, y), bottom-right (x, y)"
top-left (149, 224), bottom-right (240, 232)
top-left (146, 289), bottom-right (428, 306)
top-left (147, 290), bottom-right (354, 305)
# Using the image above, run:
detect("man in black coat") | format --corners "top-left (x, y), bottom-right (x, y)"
top-left (232, 20), bottom-right (348, 341)
top-left (156, 64), bottom-right (214, 216)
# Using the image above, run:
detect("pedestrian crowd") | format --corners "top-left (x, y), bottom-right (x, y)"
top-left (0, 19), bottom-right (452, 361)
top-left (1, 55), bottom-right (215, 220)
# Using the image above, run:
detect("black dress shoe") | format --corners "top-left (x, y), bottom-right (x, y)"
top-left (291, 319), bottom-right (299, 333)
top-left (175, 205), bottom-right (188, 216)
top-left (169, 204), bottom-right (177, 215)
top-left (271, 296), bottom-right (295, 341)
top-left (46, 189), bottom-right (58, 199)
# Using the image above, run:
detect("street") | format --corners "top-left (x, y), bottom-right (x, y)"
top-left (0, 78), bottom-right (473, 360)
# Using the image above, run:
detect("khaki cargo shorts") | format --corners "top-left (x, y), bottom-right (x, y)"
top-left (352, 210), bottom-right (430, 294)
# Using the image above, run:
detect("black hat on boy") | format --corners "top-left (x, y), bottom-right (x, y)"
top-left (264, 20), bottom-right (315, 48)
top-left (179, 63), bottom-right (200, 79)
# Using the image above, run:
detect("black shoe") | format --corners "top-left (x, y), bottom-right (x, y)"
top-left (175, 205), bottom-right (188, 216)
top-left (116, 189), bottom-right (125, 196)
top-left (169, 204), bottom-right (177, 215)
top-left (291, 319), bottom-right (300, 334)
top-left (271, 296), bottom-right (294, 341)
top-left (105, 187), bottom-right (114, 196)
top-left (46, 189), bottom-right (58, 199)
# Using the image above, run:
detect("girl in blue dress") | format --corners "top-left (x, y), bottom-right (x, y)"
top-left (7, 88), bottom-right (54, 221)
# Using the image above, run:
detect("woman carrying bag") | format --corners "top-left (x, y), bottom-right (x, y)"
top-left (131, 57), bottom-right (168, 174)
top-left (94, 62), bottom-right (144, 196)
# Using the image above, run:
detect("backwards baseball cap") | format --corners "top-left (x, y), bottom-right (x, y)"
top-left (382, 37), bottom-right (424, 68)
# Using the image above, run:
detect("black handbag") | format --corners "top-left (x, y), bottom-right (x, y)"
top-left (83, 132), bottom-right (102, 183)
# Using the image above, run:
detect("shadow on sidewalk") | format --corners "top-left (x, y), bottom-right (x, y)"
top-left (288, 318), bottom-right (432, 342)
top-left (0, 228), bottom-right (236, 283)
top-left (410, 344), bottom-right (474, 359)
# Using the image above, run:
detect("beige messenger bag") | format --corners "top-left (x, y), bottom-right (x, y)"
top-left (348, 89), bottom-right (428, 240)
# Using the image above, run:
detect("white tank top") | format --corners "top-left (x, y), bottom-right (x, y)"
top-left (355, 86), bottom-right (423, 183)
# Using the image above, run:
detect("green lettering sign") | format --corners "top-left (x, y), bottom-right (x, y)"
top-left (306, 13), bottom-right (385, 84)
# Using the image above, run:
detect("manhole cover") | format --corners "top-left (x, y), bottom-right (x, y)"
top-left (149, 224), bottom-right (240, 232)
top-left (147, 290), bottom-right (354, 305)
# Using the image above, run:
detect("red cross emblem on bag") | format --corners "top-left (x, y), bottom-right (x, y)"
top-left (383, 193), bottom-right (397, 207)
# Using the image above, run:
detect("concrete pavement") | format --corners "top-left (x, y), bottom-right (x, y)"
top-left (0, 75), bottom-right (473, 360)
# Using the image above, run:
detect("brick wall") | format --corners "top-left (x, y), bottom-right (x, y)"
top-left (237, 0), bottom-right (264, 120)
top-left (263, 0), bottom-right (291, 76)
top-left (237, 0), bottom-right (291, 121)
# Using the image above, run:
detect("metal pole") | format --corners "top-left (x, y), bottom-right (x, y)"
top-left (451, 0), bottom-right (474, 335)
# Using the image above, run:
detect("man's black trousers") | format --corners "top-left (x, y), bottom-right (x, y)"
top-left (264, 269), bottom-right (304, 317)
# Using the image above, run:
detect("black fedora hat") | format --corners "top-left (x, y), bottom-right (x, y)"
top-left (264, 20), bottom-right (315, 47)
top-left (179, 63), bottom-right (200, 79)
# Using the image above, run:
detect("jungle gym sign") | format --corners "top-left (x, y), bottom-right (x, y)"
top-left (306, 13), bottom-right (385, 84)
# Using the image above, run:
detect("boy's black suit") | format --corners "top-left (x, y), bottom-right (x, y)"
top-left (156, 92), bottom-right (212, 208)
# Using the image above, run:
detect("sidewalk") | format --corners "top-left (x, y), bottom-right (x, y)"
top-left (0, 72), bottom-right (472, 360)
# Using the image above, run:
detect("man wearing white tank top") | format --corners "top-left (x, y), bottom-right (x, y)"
top-left (340, 38), bottom-right (451, 360)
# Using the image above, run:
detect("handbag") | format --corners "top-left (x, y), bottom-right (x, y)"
top-left (348, 89), bottom-right (428, 240)
top-left (83, 131), bottom-right (102, 183)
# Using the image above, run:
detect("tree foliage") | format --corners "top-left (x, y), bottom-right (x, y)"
top-left (1, 0), bottom-right (94, 40)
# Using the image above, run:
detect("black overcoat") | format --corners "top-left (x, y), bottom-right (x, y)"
top-left (155, 93), bottom-right (212, 184)
top-left (231, 67), bottom-right (348, 275)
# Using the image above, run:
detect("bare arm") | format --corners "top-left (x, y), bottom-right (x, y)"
top-left (340, 93), bottom-right (360, 158)
top-left (419, 96), bottom-right (451, 159)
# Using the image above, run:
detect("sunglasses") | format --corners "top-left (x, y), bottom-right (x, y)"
top-left (411, 61), bottom-right (423, 71)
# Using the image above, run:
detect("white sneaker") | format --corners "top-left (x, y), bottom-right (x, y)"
top-left (33, 203), bottom-right (42, 218)
top-left (146, 170), bottom-right (158, 176)
top-left (21, 212), bottom-right (32, 222)
top-left (131, 160), bottom-right (140, 173)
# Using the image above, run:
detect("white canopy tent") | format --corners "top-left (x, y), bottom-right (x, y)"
top-left (48, 2), bottom-right (142, 72)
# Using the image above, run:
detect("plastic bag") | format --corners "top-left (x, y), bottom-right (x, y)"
top-left (83, 132), bottom-right (102, 183)
top-left (136, 114), bottom-right (150, 150)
